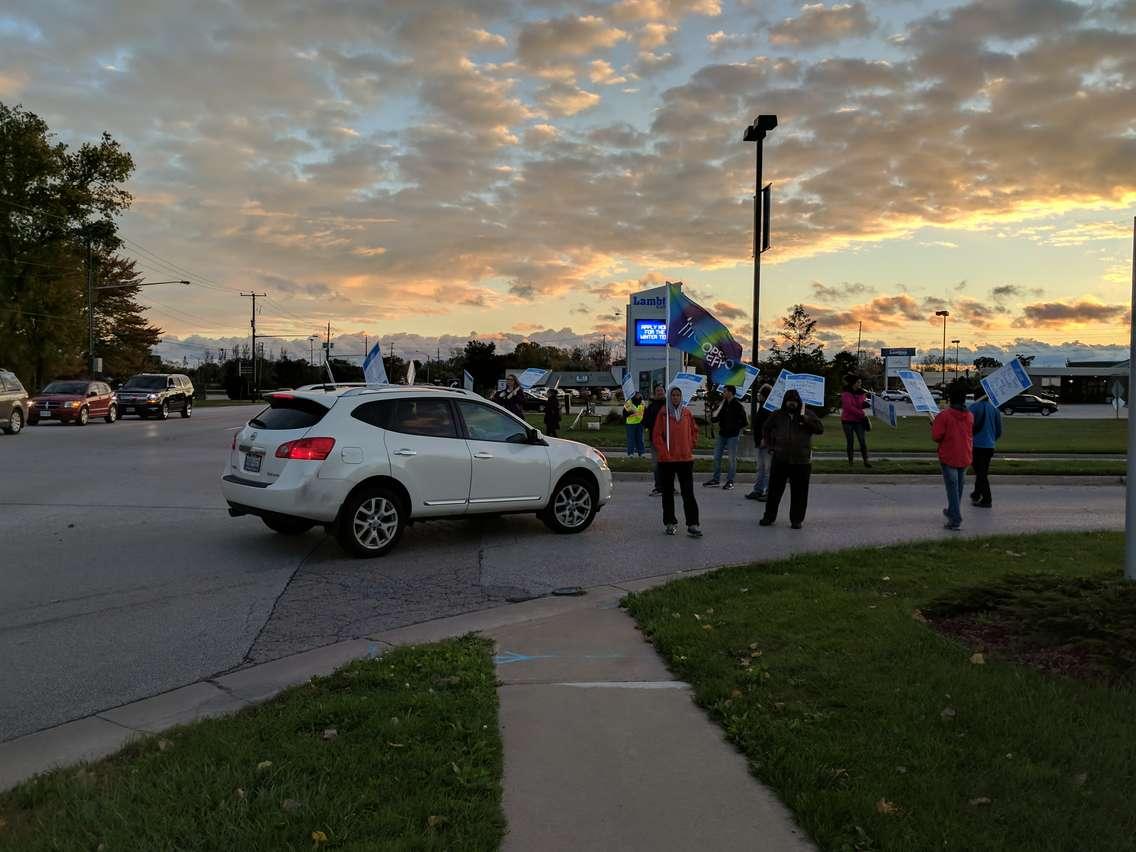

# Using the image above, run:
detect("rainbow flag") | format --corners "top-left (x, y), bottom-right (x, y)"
top-left (666, 282), bottom-right (747, 386)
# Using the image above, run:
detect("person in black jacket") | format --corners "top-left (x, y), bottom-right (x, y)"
top-left (543, 387), bottom-right (562, 438)
top-left (641, 384), bottom-right (667, 496)
top-left (759, 388), bottom-right (824, 529)
top-left (703, 384), bottom-right (747, 490)
top-left (745, 383), bottom-right (774, 501)
top-left (492, 374), bottom-right (525, 418)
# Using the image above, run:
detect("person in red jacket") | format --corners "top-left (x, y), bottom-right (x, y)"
top-left (932, 383), bottom-right (974, 531)
top-left (651, 385), bottom-right (702, 538)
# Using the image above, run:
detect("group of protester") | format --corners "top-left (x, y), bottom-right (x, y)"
top-left (497, 369), bottom-right (1003, 537)
top-left (627, 373), bottom-right (1004, 537)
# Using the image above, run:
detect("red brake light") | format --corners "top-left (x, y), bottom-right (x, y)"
top-left (275, 437), bottom-right (335, 460)
top-left (270, 392), bottom-right (294, 400)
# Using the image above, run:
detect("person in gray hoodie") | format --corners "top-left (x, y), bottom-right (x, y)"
top-left (758, 389), bottom-right (824, 529)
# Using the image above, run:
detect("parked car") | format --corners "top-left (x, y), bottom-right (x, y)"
top-left (222, 386), bottom-right (613, 558)
top-left (880, 389), bottom-right (909, 403)
top-left (597, 388), bottom-right (613, 402)
top-left (1000, 394), bottom-right (1059, 416)
top-left (522, 390), bottom-right (547, 411)
top-left (117, 373), bottom-right (195, 419)
top-left (29, 380), bottom-right (117, 425)
top-left (0, 368), bottom-right (31, 435)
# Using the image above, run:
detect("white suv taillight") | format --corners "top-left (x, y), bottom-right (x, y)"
top-left (275, 437), bottom-right (336, 460)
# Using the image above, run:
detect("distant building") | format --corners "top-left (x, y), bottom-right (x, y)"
top-left (1025, 359), bottom-right (1128, 403)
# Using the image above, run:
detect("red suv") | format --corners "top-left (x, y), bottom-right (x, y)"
top-left (30, 380), bottom-right (118, 425)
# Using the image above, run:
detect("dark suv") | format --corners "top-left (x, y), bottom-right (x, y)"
top-left (117, 373), bottom-right (195, 419)
top-left (1000, 394), bottom-right (1059, 416)
top-left (0, 369), bottom-right (31, 435)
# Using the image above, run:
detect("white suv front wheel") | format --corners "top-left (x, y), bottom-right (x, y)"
top-left (540, 475), bottom-right (598, 534)
top-left (337, 485), bottom-right (405, 558)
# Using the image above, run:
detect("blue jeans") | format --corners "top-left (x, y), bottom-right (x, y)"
top-left (711, 435), bottom-right (739, 482)
top-left (941, 464), bottom-right (966, 527)
top-left (751, 447), bottom-right (770, 494)
top-left (626, 423), bottom-right (645, 456)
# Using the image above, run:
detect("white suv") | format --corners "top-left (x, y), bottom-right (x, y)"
top-left (221, 386), bottom-right (613, 557)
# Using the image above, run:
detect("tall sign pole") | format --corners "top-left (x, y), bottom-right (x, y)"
top-left (743, 114), bottom-right (777, 427)
top-left (1127, 216), bottom-right (1135, 581)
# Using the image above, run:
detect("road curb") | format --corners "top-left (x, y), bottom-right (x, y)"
top-left (610, 472), bottom-right (1124, 486)
top-left (2, 579), bottom-right (719, 793)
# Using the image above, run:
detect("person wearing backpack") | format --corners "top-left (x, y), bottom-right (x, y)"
top-left (968, 395), bottom-right (1002, 508)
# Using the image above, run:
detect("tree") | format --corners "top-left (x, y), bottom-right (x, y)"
top-left (767, 304), bottom-right (826, 375)
top-left (0, 102), bottom-right (146, 388)
top-left (462, 339), bottom-right (498, 390)
top-left (93, 255), bottom-right (162, 379)
top-left (973, 356), bottom-right (1003, 371)
top-left (585, 340), bottom-right (611, 371)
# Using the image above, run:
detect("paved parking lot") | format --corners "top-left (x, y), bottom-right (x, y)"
top-left (0, 404), bottom-right (1124, 741)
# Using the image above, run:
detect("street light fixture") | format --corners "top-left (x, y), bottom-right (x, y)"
top-left (951, 338), bottom-right (961, 381)
top-left (743, 113), bottom-right (777, 420)
top-left (935, 310), bottom-right (950, 389)
top-left (88, 279), bottom-right (191, 375)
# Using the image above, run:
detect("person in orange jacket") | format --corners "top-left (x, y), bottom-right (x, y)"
top-left (932, 383), bottom-right (974, 531)
top-left (651, 385), bottom-right (702, 538)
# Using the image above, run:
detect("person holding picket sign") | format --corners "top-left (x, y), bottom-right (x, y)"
top-left (759, 389), bottom-right (824, 529)
top-left (651, 386), bottom-right (702, 538)
top-left (932, 383), bottom-right (974, 531)
top-left (968, 394), bottom-right (1002, 508)
top-left (840, 374), bottom-right (872, 467)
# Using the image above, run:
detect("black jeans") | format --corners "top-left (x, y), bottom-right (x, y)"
top-left (762, 458), bottom-right (812, 525)
top-left (842, 420), bottom-right (869, 462)
top-left (972, 447), bottom-right (994, 505)
top-left (659, 461), bottom-right (699, 527)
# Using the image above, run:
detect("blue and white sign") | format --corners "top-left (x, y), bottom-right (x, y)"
top-left (980, 358), bottom-right (1033, 407)
top-left (669, 371), bottom-right (704, 404)
top-left (463, 370), bottom-right (474, 391)
top-left (362, 341), bottom-right (388, 385)
top-left (734, 364), bottom-right (761, 400)
top-left (517, 368), bottom-right (550, 389)
top-left (870, 393), bottom-right (898, 428)
top-left (763, 370), bottom-right (825, 411)
top-left (897, 369), bottom-right (938, 413)
top-left (634, 318), bottom-right (668, 346)
top-left (621, 372), bottom-right (637, 401)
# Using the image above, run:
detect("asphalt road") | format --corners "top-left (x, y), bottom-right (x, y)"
top-left (0, 404), bottom-right (1124, 742)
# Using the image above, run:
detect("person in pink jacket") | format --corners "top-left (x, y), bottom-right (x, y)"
top-left (932, 383), bottom-right (974, 531)
top-left (840, 374), bottom-right (872, 467)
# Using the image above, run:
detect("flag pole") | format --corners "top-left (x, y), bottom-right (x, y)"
top-left (665, 282), bottom-right (671, 451)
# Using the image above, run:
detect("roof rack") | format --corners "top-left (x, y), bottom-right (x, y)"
top-left (336, 385), bottom-right (478, 399)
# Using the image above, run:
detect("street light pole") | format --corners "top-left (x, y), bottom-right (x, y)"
top-left (1126, 216), bottom-right (1135, 582)
top-left (744, 114), bottom-right (777, 429)
top-left (87, 277), bottom-right (190, 375)
top-left (935, 310), bottom-right (950, 388)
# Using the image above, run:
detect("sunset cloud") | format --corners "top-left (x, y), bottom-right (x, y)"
top-left (769, 2), bottom-right (875, 47)
top-left (1015, 300), bottom-right (1128, 328)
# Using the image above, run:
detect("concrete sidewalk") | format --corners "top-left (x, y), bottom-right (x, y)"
top-left (489, 601), bottom-right (814, 852)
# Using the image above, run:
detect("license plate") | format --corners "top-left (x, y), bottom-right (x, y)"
top-left (243, 453), bottom-right (262, 473)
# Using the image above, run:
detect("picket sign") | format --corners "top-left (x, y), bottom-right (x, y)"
top-left (979, 358), bottom-right (1032, 407)
top-left (763, 369), bottom-right (825, 411)
top-left (897, 369), bottom-right (939, 414)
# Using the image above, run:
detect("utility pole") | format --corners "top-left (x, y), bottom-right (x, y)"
top-left (856, 321), bottom-right (863, 365)
top-left (86, 240), bottom-right (96, 376)
top-left (241, 292), bottom-right (267, 398)
top-left (952, 339), bottom-right (961, 381)
top-left (325, 322), bottom-right (332, 363)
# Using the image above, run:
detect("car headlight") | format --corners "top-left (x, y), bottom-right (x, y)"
top-left (65, 401), bottom-right (80, 408)
top-left (147, 394), bottom-right (159, 401)
top-left (586, 447), bottom-right (608, 467)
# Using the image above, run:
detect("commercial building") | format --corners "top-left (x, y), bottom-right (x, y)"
top-left (1024, 359), bottom-right (1129, 403)
top-left (624, 284), bottom-right (684, 397)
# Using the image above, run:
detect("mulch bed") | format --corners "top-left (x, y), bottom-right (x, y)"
top-left (922, 574), bottom-right (1136, 688)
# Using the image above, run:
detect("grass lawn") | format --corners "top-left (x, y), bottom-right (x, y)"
top-left (532, 414), bottom-right (1128, 454)
top-left (0, 637), bottom-right (504, 852)
top-left (604, 456), bottom-right (1126, 477)
top-left (624, 532), bottom-right (1135, 852)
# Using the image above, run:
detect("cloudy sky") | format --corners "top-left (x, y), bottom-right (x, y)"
top-left (3, 0), bottom-right (1134, 366)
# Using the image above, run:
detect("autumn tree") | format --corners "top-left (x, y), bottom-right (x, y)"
top-left (767, 304), bottom-right (826, 375)
top-left (0, 102), bottom-right (156, 387)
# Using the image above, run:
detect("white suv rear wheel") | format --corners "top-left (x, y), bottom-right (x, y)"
top-left (337, 486), bottom-right (405, 557)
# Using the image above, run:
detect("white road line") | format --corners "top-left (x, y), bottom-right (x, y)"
top-left (553, 681), bottom-right (689, 689)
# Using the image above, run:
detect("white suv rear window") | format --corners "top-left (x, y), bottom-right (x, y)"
top-left (249, 397), bottom-right (329, 430)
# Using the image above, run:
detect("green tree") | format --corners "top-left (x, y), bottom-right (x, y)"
top-left (767, 304), bottom-right (826, 375)
top-left (93, 254), bottom-right (162, 379)
top-left (0, 102), bottom-right (149, 388)
top-left (462, 339), bottom-right (498, 390)
top-left (973, 356), bottom-right (1003, 370)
